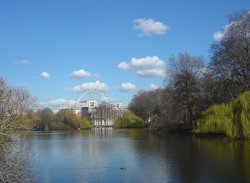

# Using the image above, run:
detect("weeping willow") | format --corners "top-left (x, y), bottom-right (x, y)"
top-left (194, 91), bottom-right (250, 138)
top-left (232, 92), bottom-right (250, 138)
top-left (193, 104), bottom-right (233, 136)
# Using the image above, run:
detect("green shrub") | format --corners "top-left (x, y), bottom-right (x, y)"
top-left (127, 116), bottom-right (144, 128)
top-left (114, 110), bottom-right (144, 128)
top-left (80, 118), bottom-right (92, 129)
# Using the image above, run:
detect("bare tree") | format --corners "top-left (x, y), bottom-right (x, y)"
top-left (166, 53), bottom-right (205, 128)
top-left (39, 108), bottom-right (54, 131)
top-left (0, 77), bottom-right (34, 182)
top-left (210, 10), bottom-right (250, 102)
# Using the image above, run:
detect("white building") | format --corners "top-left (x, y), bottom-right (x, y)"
top-left (59, 98), bottom-right (126, 127)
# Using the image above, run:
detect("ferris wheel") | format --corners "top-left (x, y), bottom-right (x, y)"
top-left (75, 89), bottom-right (110, 108)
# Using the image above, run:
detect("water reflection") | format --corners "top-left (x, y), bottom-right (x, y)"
top-left (26, 129), bottom-right (250, 183)
top-left (92, 127), bottom-right (113, 136)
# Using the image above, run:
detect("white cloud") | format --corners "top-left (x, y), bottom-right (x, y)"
top-left (117, 56), bottom-right (166, 78)
top-left (118, 56), bottom-right (164, 71)
top-left (72, 80), bottom-right (108, 93)
top-left (133, 18), bottom-right (169, 36)
top-left (120, 82), bottom-right (137, 92)
top-left (117, 62), bottom-right (130, 70)
top-left (48, 98), bottom-right (75, 106)
top-left (131, 56), bottom-right (164, 68)
top-left (12, 60), bottom-right (32, 65)
top-left (40, 72), bottom-right (50, 79)
top-left (71, 69), bottom-right (91, 79)
top-left (149, 83), bottom-right (160, 90)
top-left (213, 31), bottom-right (224, 41)
top-left (137, 69), bottom-right (165, 78)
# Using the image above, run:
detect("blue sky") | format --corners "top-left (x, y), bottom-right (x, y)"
top-left (0, 0), bottom-right (250, 108)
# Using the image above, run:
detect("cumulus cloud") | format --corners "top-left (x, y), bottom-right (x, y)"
top-left (117, 56), bottom-right (166, 78)
top-left (40, 72), bottom-right (50, 79)
top-left (120, 82), bottom-right (137, 92)
top-left (133, 18), bottom-right (169, 36)
top-left (149, 83), bottom-right (160, 90)
top-left (12, 60), bottom-right (32, 65)
top-left (137, 69), bottom-right (165, 78)
top-left (48, 98), bottom-right (75, 106)
top-left (213, 31), bottom-right (224, 41)
top-left (117, 62), bottom-right (130, 70)
top-left (131, 56), bottom-right (164, 68)
top-left (72, 80), bottom-right (108, 93)
top-left (71, 69), bottom-right (91, 79)
top-left (118, 56), bottom-right (164, 70)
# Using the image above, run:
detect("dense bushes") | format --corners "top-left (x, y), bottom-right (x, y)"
top-left (194, 91), bottom-right (250, 138)
top-left (80, 118), bottom-right (92, 129)
top-left (114, 111), bottom-right (144, 128)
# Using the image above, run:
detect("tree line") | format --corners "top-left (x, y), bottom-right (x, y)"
top-left (129, 10), bottom-right (250, 134)
top-left (23, 108), bottom-right (92, 131)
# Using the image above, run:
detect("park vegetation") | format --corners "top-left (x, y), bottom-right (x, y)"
top-left (114, 111), bottom-right (144, 128)
top-left (26, 108), bottom-right (92, 131)
top-left (79, 118), bottom-right (92, 129)
top-left (129, 10), bottom-right (250, 138)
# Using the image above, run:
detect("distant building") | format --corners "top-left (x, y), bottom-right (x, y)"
top-left (59, 98), bottom-right (126, 127)
top-left (87, 98), bottom-right (98, 112)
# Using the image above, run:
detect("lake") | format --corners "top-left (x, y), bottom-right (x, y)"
top-left (25, 129), bottom-right (250, 183)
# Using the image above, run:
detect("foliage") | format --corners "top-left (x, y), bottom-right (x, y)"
top-left (232, 91), bottom-right (250, 138)
top-left (32, 108), bottom-right (83, 131)
top-left (127, 115), bottom-right (144, 128)
top-left (194, 91), bottom-right (250, 138)
top-left (80, 118), bottom-right (92, 129)
top-left (114, 111), bottom-right (144, 128)
top-left (55, 109), bottom-right (81, 130)
top-left (194, 104), bottom-right (233, 136)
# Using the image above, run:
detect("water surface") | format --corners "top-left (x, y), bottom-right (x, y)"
top-left (26, 129), bottom-right (250, 183)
